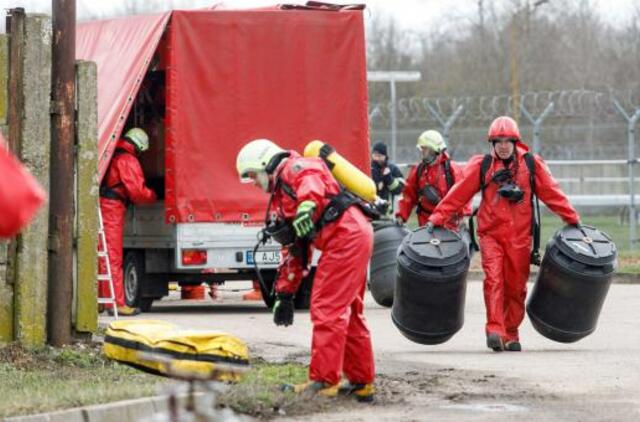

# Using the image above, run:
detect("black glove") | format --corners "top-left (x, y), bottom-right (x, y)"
top-left (273, 293), bottom-right (294, 327)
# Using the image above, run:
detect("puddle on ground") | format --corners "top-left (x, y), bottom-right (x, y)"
top-left (440, 403), bottom-right (529, 413)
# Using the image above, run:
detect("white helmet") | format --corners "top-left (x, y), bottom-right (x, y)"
top-left (124, 128), bottom-right (149, 152)
top-left (236, 139), bottom-right (285, 192)
top-left (416, 130), bottom-right (446, 153)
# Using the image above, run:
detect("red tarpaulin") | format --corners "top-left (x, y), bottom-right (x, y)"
top-left (76, 12), bottom-right (170, 181)
top-left (76, 7), bottom-right (369, 223)
top-left (165, 9), bottom-right (369, 223)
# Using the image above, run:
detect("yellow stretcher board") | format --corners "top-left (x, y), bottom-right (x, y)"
top-left (103, 320), bottom-right (249, 382)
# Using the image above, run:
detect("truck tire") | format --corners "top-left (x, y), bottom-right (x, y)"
top-left (139, 298), bottom-right (155, 312)
top-left (294, 268), bottom-right (315, 310)
top-left (123, 250), bottom-right (145, 309)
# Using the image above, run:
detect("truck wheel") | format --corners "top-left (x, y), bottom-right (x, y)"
top-left (294, 268), bottom-right (315, 310)
top-left (257, 270), bottom-right (277, 309)
top-left (123, 250), bottom-right (145, 309)
top-left (139, 298), bottom-right (155, 312)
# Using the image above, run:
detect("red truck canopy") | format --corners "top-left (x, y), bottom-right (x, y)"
top-left (77, 6), bottom-right (369, 223)
top-left (77, 12), bottom-right (171, 180)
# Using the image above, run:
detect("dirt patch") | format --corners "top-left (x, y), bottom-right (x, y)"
top-left (219, 356), bottom-right (558, 420)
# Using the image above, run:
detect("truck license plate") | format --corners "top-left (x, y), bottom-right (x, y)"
top-left (246, 250), bottom-right (281, 265)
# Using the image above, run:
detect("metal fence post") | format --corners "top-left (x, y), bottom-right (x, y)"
top-left (367, 71), bottom-right (421, 163)
top-left (613, 99), bottom-right (640, 250)
top-left (389, 80), bottom-right (397, 162)
top-left (425, 103), bottom-right (464, 146)
top-left (520, 101), bottom-right (554, 154)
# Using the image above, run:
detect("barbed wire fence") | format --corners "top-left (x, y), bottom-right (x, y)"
top-left (369, 88), bottom-right (640, 163)
top-left (368, 88), bottom-right (640, 249)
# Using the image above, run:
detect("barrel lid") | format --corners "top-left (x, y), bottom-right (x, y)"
top-left (372, 219), bottom-right (397, 231)
top-left (553, 225), bottom-right (617, 266)
top-left (401, 227), bottom-right (468, 267)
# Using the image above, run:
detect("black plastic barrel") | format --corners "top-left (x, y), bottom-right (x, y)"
top-left (391, 226), bottom-right (470, 345)
top-left (526, 225), bottom-right (617, 343)
top-left (369, 221), bottom-right (409, 307)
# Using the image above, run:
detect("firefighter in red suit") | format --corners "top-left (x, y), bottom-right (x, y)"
top-left (396, 130), bottom-right (470, 229)
top-left (0, 133), bottom-right (45, 238)
top-left (99, 128), bottom-right (157, 316)
top-left (428, 116), bottom-right (580, 352)
top-left (236, 139), bottom-right (375, 402)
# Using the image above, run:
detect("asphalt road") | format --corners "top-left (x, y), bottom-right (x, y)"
top-left (101, 280), bottom-right (640, 421)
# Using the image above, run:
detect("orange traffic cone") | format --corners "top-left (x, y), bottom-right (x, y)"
top-left (243, 281), bottom-right (263, 301)
top-left (181, 284), bottom-right (205, 300)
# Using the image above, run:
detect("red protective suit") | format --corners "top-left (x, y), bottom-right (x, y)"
top-left (0, 138), bottom-right (45, 238)
top-left (429, 144), bottom-right (579, 342)
top-left (99, 140), bottom-right (156, 307)
top-left (272, 151), bottom-right (375, 386)
top-left (396, 152), bottom-right (470, 228)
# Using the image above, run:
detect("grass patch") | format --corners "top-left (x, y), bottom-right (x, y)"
top-left (0, 342), bottom-right (168, 418)
top-left (219, 360), bottom-right (341, 418)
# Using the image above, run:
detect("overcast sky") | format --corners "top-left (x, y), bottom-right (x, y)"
top-left (0, 0), bottom-right (636, 31)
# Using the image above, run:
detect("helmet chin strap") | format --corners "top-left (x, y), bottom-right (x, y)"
top-left (422, 153), bottom-right (438, 165)
top-left (256, 172), bottom-right (271, 192)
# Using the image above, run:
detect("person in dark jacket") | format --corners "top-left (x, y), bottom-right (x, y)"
top-left (370, 142), bottom-right (404, 215)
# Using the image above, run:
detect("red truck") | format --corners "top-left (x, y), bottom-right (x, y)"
top-left (77, 3), bottom-right (370, 311)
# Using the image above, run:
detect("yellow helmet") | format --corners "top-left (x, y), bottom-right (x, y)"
top-left (416, 130), bottom-right (446, 153)
top-left (236, 139), bottom-right (285, 191)
top-left (124, 128), bottom-right (149, 152)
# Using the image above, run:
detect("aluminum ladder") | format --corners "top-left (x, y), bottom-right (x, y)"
top-left (97, 209), bottom-right (118, 318)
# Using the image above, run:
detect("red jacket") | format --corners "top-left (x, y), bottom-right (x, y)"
top-left (0, 141), bottom-right (46, 238)
top-left (271, 151), bottom-right (370, 294)
top-left (397, 152), bottom-right (470, 228)
top-left (101, 140), bottom-right (156, 204)
top-left (429, 144), bottom-right (579, 240)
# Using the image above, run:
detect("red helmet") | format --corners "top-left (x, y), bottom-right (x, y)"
top-left (487, 116), bottom-right (520, 142)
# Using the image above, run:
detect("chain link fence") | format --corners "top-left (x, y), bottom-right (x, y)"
top-left (368, 89), bottom-right (640, 249)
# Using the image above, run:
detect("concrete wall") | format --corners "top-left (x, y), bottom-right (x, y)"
top-left (74, 60), bottom-right (98, 333)
top-left (11, 14), bottom-right (52, 346)
top-left (0, 34), bottom-right (11, 341)
top-left (0, 13), bottom-right (99, 344)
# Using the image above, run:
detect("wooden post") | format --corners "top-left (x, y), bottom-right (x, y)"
top-left (48, 0), bottom-right (76, 346)
top-left (0, 32), bottom-right (11, 342)
top-left (74, 60), bottom-right (98, 333)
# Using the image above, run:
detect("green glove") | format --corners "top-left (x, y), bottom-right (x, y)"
top-left (293, 200), bottom-right (316, 238)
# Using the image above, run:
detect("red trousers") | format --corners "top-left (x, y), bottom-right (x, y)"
top-left (479, 234), bottom-right (531, 342)
top-left (308, 210), bottom-right (375, 385)
top-left (98, 198), bottom-right (127, 307)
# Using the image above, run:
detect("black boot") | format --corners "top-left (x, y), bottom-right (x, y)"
top-left (505, 341), bottom-right (522, 352)
top-left (486, 333), bottom-right (504, 352)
